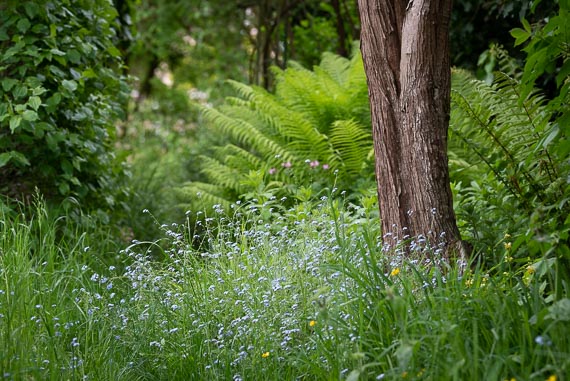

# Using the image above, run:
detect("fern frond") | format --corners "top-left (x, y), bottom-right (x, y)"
top-left (227, 79), bottom-right (258, 101)
top-left (329, 119), bottom-right (372, 178)
top-left (215, 144), bottom-right (263, 169)
top-left (230, 83), bottom-right (333, 161)
top-left (319, 52), bottom-right (351, 86)
top-left (199, 105), bottom-right (293, 161)
top-left (176, 181), bottom-right (233, 212)
top-left (199, 155), bottom-right (245, 193)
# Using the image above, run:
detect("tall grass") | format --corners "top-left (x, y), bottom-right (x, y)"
top-left (1, 200), bottom-right (568, 380)
top-left (0, 201), bottom-right (127, 380)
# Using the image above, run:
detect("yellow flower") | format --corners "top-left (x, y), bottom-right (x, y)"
top-left (526, 266), bottom-right (535, 274)
top-left (309, 320), bottom-right (316, 327)
top-left (504, 233), bottom-right (511, 239)
top-left (261, 351), bottom-right (270, 358)
top-left (390, 268), bottom-right (400, 276)
top-left (504, 242), bottom-right (512, 250)
top-left (546, 375), bottom-right (557, 381)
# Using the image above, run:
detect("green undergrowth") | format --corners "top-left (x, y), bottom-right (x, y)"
top-left (1, 200), bottom-right (568, 380)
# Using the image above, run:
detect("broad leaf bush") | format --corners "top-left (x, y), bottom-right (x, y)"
top-left (0, 0), bottom-right (129, 213)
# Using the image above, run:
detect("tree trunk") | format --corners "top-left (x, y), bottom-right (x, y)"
top-left (358, 0), bottom-right (470, 263)
top-left (331, 0), bottom-right (349, 57)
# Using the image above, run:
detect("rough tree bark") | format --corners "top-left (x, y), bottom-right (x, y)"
top-left (358, 0), bottom-right (470, 262)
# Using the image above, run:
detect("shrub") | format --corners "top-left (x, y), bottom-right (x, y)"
top-left (0, 0), bottom-right (129, 213)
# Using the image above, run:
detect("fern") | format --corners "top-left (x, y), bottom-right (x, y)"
top-left (179, 50), bottom-right (373, 212)
top-left (449, 68), bottom-right (568, 256)
top-left (450, 70), bottom-right (557, 205)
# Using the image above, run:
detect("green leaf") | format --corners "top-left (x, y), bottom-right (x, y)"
top-left (34, 121), bottom-right (51, 138)
top-left (546, 298), bottom-right (570, 322)
top-left (69, 176), bottom-right (81, 186)
top-left (25, 76), bottom-right (42, 88)
top-left (0, 152), bottom-right (11, 168)
top-left (53, 55), bottom-right (67, 66)
top-left (70, 68), bottom-right (81, 79)
top-left (72, 157), bottom-right (82, 170)
top-left (20, 119), bottom-right (34, 133)
top-left (50, 48), bottom-right (66, 56)
top-left (395, 340), bottom-right (418, 369)
top-left (511, 28), bottom-right (531, 46)
top-left (2, 41), bottom-right (25, 60)
top-left (0, 103), bottom-right (7, 121)
top-left (67, 49), bottom-right (81, 64)
top-left (24, 2), bottom-right (40, 18)
top-left (49, 65), bottom-right (67, 78)
top-left (58, 181), bottom-right (70, 195)
top-left (46, 133), bottom-right (58, 151)
top-left (2, 78), bottom-right (18, 92)
top-left (82, 68), bottom-right (97, 78)
top-left (46, 93), bottom-right (62, 108)
top-left (0, 28), bottom-right (8, 41)
top-left (556, 60), bottom-right (570, 88)
top-left (61, 159), bottom-right (73, 175)
top-left (107, 45), bottom-right (121, 58)
top-left (62, 79), bottom-right (78, 92)
top-left (13, 85), bottom-right (28, 99)
top-left (10, 151), bottom-right (30, 166)
top-left (22, 109), bottom-right (38, 121)
top-left (9, 116), bottom-right (22, 132)
top-left (540, 126), bottom-right (559, 148)
top-left (28, 95), bottom-right (42, 110)
top-left (32, 86), bottom-right (47, 96)
top-left (521, 18), bottom-right (531, 33)
top-left (32, 24), bottom-right (47, 34)
top-left (17, 18), bottom-right (31, 33)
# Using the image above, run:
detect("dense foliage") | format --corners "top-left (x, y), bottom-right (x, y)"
top-left (0, 0), bottom-right (128, 213)
top-left (1, 1), bottom-right (569, 380)
top-left (449, 1), bottom-right (569, 281)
